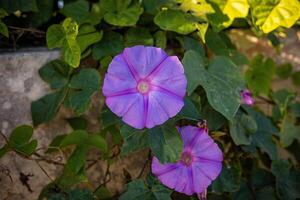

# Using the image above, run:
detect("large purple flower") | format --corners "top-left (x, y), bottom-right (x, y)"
top-left (151, 126), bottom-right (223, 195)
top-left (102, 45), bottom-right (187, 129)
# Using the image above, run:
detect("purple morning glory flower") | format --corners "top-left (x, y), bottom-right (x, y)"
top-left (241, 89), bottom-right (254, 106)
top-left (151, 126), bottom-right (223, 195)
top-left (102, 45), bottom-right (187, 129)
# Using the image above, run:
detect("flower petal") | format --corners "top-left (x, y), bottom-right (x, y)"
top-left (193, 141), bottom-right (223, 162)
top-left (191, 163), bottom-right (213, 193)
top-left (103, 54), bottom-right (137, 96)
top-left (122, 94), bottom-right (145, 129)
top-left (146, 92), bottom-right (169, 128)
top-left (103, 73), bottom-right (137, 96)
top-left (123, 45), bottom-right (168, 78)
top-left (148, 90), bottom-right (184, 119)
top-left (152, 157), bottom-right (180, 189)
top-left (193, 158), bottom-right (222, 180)
top-left (106, 93), bottom-right (140, 117)
top-left (174, 167), bottom-right (194, 195)
top-left (150, 56), bottom-right (187, 97)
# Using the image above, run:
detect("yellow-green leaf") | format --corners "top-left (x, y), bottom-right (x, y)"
top-left (262, 0), bottom-right (300, 33)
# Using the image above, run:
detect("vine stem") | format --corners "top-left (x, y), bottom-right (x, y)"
top-left (137, 150), bottom-right (152, 179)
top-left (8, 26), bottom-right (45, 34)
top-left (0, 131), bottom-right (9, 143)
top-left (257, 96), bottom-right (275, 105)
top-left (34, 160), bottom-right (53, 182)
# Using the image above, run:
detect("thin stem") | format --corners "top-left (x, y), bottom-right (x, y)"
top-left (257, 96), bottom-right (275, 105)
top-left (34, 160), bottom-right (53, 182)
top-left (33, 152), bottom-right (65, 166)
top-left (0, 131), bottom-right (9, 143)
top-left (8, 26), bottom-right (45, 34)
top-left (137, 150), bottom-right (151, 179)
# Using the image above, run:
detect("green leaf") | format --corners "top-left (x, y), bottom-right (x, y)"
top-left (66, 69), bottom-right (100, 114)
top-left (232, 182), bottom-right (254, 200)
top-left (154, 10), bottom-right (197, 35)
top-left (182, 36), bottom-right (205, 57)
top-left (92, 31), bottom-right (124, 60)
top-left (148, 123), bottom-right (183, 163)
top-left (94, 186), bottom-right (112, 199)
top-left (244, 107), bottom-right (278, 160)
top-left (205, 29), bottom-right (230, 56)
top-left (101, 107), bottom-right (120, 129)
top-left (120, 179), bottom-right (172, 200)
top-left (142, 0), bottom-right (173, 15)
top-left (229, 112), bottom-right (257, 145)
top-left (31, 89), bottom-right (67, 126)
top-left (212, 165), bottom-right (241, 193)
top-left (30, 0), bottom-right (54, 27)
top-left (280, 116), bottom-right (300, 147)
top-left (87, 134), bottom-right (107, 152)
top-left (177, 97), bottom-right (201, 121)
top-left (291, 71), bottom-right (300, 86)
top-left (272, 89), bottom-right (295, 115)
top-left (245, 54), bottom-right (275, 95)
top-left (255, 187), bottom-right (277, 200)
top-left (9, 125), bottom-right (37, 156)
top-left (60, 0), bottom-right (102, 25)
top-left (68, 188), bottom-right (94, 200)
top-left (100, 0), bottom-right (143, 27)
top-left (271, 160), bottom-right (300, 200)
top-left (276, 63), bottom-right (292, 79)
top-left (64, 145), bottom-right (88, 174)
top-left (45, 134), bottom-right (67, 153)
top-left (60, 130), bottom-right (88, 147)
top-left (0, 8), bottom-right (8, 18)
top-left (125, 27), bottom-right (153, 47)
top-left (76, 24), bottom-right (103, 53)
top-left (182, 50), bottom-right (205, 94)
top-left (0, 21), bottom-right (8, 37)
top-left (251, 168), bottom-right (275, 188)
top-left (46, 24), bottom-right (65, 49)
top-left (46, 18), bottom-right (81, 68)
top-left (66, 117), bottom-right (88, 130)
top-left (62, 18), bottom-right (79, 40)
top-left (201, 101), bottom-right (227, 131)
top-left (182, 50), bottom-right (244, 120)
top-left (0, 0), bottom-right (38, 12)
top-left (290, 102), bottom-right (300, 117)
top-left (62, 39), bottom-right (81, 68)
top-left (120, 125), bottom-right (148, 155)
top-left (154, 31), bottom-right (167, 49)
top-left (39, 59), bottom-right (72, 90)
top-left (207, 1), bottom-right (230, 32)
top-left (196, 22), bottom-right (209, 43)
top-left (58, 166), bottom-right (87, 187)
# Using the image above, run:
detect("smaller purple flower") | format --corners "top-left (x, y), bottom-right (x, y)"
top-left (151, 126), bottom-right (223, 195)
top-left (240, 89), bottom-right (254, 106)
top-left (102, 45), bottom-right (187, 129)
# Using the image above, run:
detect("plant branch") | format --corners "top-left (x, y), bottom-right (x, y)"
top-left (137, 150), bottom-right (151, 179)
top-left (8, 26), bottom-right (45, 34)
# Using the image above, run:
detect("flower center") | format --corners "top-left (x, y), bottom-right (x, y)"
top-left (180, 151), bottom-right (193, 166)
top-left (137, 80), bottom-right (150, 94)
